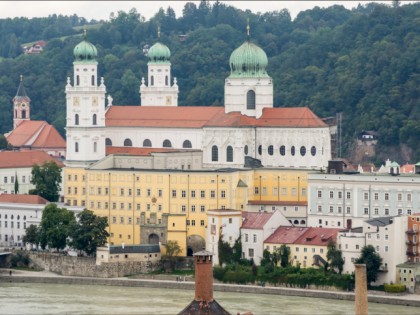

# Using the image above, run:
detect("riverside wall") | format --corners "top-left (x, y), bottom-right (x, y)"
top-left (1, 275), bottom-right (419, 308)
top-left (28, 253), bottom-right (161, 278)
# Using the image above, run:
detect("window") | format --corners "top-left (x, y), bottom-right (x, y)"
top-left (75, 114), bottom-right (79, 125)
top-left (364, 192), bottom-right (369, 200)
top-left (346, 207), bottom-right (351, 214)
top-left (385, 208), bottom-right (389, 215)
top-left (181, 205), bottom-right (186, 212)
top-left (253, 234), bottom-right (257, 243)
top-left (244, 145), bottom-right (249, 155)
top-left (191, 205), bottom-right (196, 212)
top-left (143, 139), bottom-right (152, 147)
top-left (200, 190), bottom-right (205, 198)
top-left (407, 209), bottom-right (412, 215)
top-left (376, 233), bottom-right (380, 240)
top-left (385, 234), bottom-right (389, 241)
top-left (183, 140), bottom-right (192, 148)
top-left (124, 138), bottom-right (132, 147)
top-left (158, 189), bottom-right (162, 197)
top-left (317, 191), bottom-right (322, 198)
top-left (346, 192), bottom-right (351, 199)
top-left (246, 90), bottom-right (255, 110)
top-left (211, 145), bottom-right (218, 161)
top-left (384, 193), bottom-right (389, 201)
top-left (200, 220), bottom-right (205, 226)
top-left (258, 145), bottom-right (262, 155)
top-left (330, 191), bottom-right (334, 198)
top-left (120, 217), bottom-right (124, 224)
top-left (92, 114), bottom-right (97, 125)
top-left (191, 190), bottom-right (196, 198)
top-left (76, 75), bottom-right (80, 86)
top-left (385, 246), bottom-right (388, 252)
top-left (172, 190), bottom-right (176, 198)
top-left (329, 206), bottom-right (334, 213)
top-left (210, 191), bottom-right (215, 198)
top-left (398, 193), bottom-right (402, 201)
top-left (279, 145), bottom-right (286, 156)
top-left (398, 209), bottom-right (403, 215)
top-left (248, 248), bottom-right (254, 257)
top-left (75, 142), bottom-right (79, 153)
top-left (181, 190), bottom-right (186, 198)
top-left (338, 191), bottom-right (342, 199)
top-left (147, 189), bottom-right (151, 197)
top-left (226, 146), bottom-right (233, 162)
top-left (200, 206), bottom-right (205, 212)
top-left (364, 208), bottom-right (369, 215)
top-left (407, 193), bottom-right (412, 202)
top-left (318, 205), bottom-right (322, 213)
top-left (191, 220), bottom-right (196, 226)
top-left (311, 146), bottom-right (316, 156)
top-left (300, 146), bottom-right (306, 156)
top-left (374, 208), bottom-right (379, 215)
top-left (245, 234), bottom-right (249, 242)
top-left (268, 145), bottom-right (274, 156)
top-left (150, 75), bottom-right (154, 86)
top-left (163, 139), bottom-right (172, 148)
top-left (91, 75), bottom-right (95, 86)
top-left (254, 187), bottom-right (259, 195)
top-left (136, 189), bottom-right (141, 196)
top-left (374, 193), bottom-right (379, 200)
top-left (221, 190), bottom-right (226, 198)
top-left (165, 76), bottom-right (168, 86)
top-left (291, 146), bottom-right (295, 156)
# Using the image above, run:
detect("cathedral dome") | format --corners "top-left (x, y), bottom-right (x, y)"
top-left (73, 39), bottom-right (98, 62)
top-left (148, 42), bottom-right (171, 63)
top-left (229, 40), bottom-right (269, 78)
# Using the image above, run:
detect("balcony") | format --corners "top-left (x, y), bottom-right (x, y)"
top-left (406, 229), bottom-right (418, 235)
top-left (406, 250), bottom-right (419, 256)
top-left (406, 240), bottom-right (418, 245)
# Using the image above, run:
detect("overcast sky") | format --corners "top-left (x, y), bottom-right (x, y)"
top-left (0, 1), bottom-right (406, 21)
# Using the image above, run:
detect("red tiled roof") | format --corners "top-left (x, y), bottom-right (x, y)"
top-left (248, 200), bottom-right (307, 206)
top-left (0, 151), bottom-right (64, 169)
top-left (241, 212), bottom-right (273, 229)
top-left (0, 194), bottom-right (48, 205)
top-left (7, 120), bottom-right (65, 149)
top-left (295, 227), bottom-right (340, 246)
top-left (264, 226), bottom-right (310, 244)
top-left (106, 147), bottom-right (177, 156)
top-left (401, 164), bottom-right (415, 174)
top-left (105, 106), bottom-right (328, 128)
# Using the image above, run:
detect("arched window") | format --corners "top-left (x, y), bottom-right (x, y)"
top-left (211, 145), bottom-right (218, 162)
top-left (105, 138), bottom-right (112, 146)
top-left (291, 146), bottom-right (295, 156)
top-left (279, 145), bottom-right (286, 156)
top-left (163, 139), bottom-right (172, 148)
top-left (150, 76), bottom-right (154, 86)
top-left (246, 90), bottom-right (256, 110)
top-left (226, 146), bottom-right (233, 162)
top-left (22, 110), bottom-right (26, 119)
top-left (75, 142), bottom-right (79, 153)
top-left (311, 146), bottom-right (317, 156)
top-left (124, 139), bottom-right (133, 147)
top-left (300, 220), bottom-right (306, 225)
top-left (300, 146), bottom-right (306, 156)
top-left (143, 139), bottom-right (152, 147)
top-left (183, 140), bottom-right (192, 148)
top-left (75, 114), bottom-right (79, 125)
top-left (258, 145), bottom-right (262, 155)
top-left (93, 142), bottom-right (97, 153)
top-left (91, 75), bottom-right (95, 86)
top-left (76, 75), bottom-right (80, 86)
top-left (165, 76), bottom-right (168, 86)
top-left (92, 114), bottom-right (97, 125)
top-left (15, 110), bottom-right (17, 118)
top-left (294, 220), bottom-right (299, 225)
top-left (244, 145), bottom-right (249, 155)
top-left (268, 145), bottom-right (274, 156)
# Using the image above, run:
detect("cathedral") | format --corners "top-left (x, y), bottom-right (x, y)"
top-left (65, 30), bottom-right (332, 169)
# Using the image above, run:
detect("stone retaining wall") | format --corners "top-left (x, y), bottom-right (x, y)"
top-left (29, 253), bottom-right (161, 278)
top-left (1, 275), bottom-right (419, 308)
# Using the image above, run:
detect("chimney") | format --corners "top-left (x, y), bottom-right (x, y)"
top-left (354, 264), bottom-right (368, 315)
top-left (194, 250), bottom-right (214, 302)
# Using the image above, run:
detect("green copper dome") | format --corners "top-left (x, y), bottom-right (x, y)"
top-left (73, 39), bottom-right (97, 62)
top-left (148, 42), bottom-right (171, 63)
top-left (229, 40), bottom-right (269, 78)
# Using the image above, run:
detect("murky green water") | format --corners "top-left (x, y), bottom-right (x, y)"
top-left (0, 282), bottom-right (417, 315)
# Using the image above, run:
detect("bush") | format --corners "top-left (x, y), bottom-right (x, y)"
top-left (10, 250), bottom-right (30, 268)
top-left (384, 284), bottom-right (406, 293)
top-left (213, 266), bottom-right (226, 281)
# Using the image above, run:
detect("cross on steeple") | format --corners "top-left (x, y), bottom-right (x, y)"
top-left (157, 25), bottom-right (161, 39)
top-left (20, 74), bottom-right (23, 82)
top-left (246, 18), bottom-right (250, 40)
top-left (83, 25), bottom-right (87, 40)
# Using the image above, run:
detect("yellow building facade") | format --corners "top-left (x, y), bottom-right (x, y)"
top-left (64, 155), bottom-right (310, 255)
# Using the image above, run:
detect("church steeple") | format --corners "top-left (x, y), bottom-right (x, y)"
top-left (13, 75), bottom-right (31, 129)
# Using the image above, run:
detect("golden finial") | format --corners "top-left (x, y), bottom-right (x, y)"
top-left (83, 25), bottom-right (87, 40)
top-left (20, 74), bottom-right (23, 82)
top-left (157, 25), bottom-right (161, 39)
top-left (246, 18), bottom-right (250, 39)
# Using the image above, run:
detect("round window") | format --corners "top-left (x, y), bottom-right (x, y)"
top-left (300, 146), bottom-right (306, 156)
top-left (291, 146), bottom-right (295, 156)
top-left (311, 146), bottom-right (317, 156)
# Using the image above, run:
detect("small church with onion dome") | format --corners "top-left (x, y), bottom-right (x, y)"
top-left (65, 26), bottom-right (332, 169)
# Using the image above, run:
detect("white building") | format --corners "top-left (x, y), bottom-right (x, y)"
top-left (247, 200), bottom-right (307, 226)
top-left (65, 31), bottom-right (332, 170)
top-left (206, 209), bottom-right (243, 265)
top-left (0, 151), bottom-right (64, 195)
top-left (308, 169), bottom-right (420, 229)
top-left (241, 210), bottom-right (291, 264)
top-left (338, 216), bottom-right (407, 285)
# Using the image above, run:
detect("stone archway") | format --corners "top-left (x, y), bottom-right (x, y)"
top-left (148, 233), bottom-right (159, 244)
top-left (186, 235), bottom-right (205, 256)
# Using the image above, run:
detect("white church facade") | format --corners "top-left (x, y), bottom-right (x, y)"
top-left (65, 31), bottom-right (332, 169)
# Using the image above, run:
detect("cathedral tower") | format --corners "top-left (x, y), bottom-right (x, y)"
top-left (140, 29), bottom-right (178, 106)
top-left (65, 30), bottom-right (106, 167)
top-left (13, 75), bottom-right (31, 129)
top-left (224, 23), bottom-right (273, 118)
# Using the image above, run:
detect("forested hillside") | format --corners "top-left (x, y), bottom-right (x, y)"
top-left (0, 1), bottom-right (419, 162)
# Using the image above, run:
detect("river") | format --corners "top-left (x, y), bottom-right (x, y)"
top-left (0, 282), bottom-right (417, 315)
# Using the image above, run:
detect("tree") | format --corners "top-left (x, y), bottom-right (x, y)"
top-left (218, 234), bottom-right (233, 266)
top-left (278, 244), bottom-right (291, 267)
top-left (30, 161), bottom-right (62, 202)
top-left (22, 224), bottom-right (39, 248)
top-left (38, 204), bottom-right (75, 251)
top-left (326, 239), bottom-right (344, 274)
top-left (0, 134), bottom-right (11, 150)
top-left (163, 240), bottom-right (182, 272)
top-left (14, 172), bottom-right (19, 194)
top-left (69, 209), bottom-right (109, 256)
top-left (355, 245), bottom-right (383, 285)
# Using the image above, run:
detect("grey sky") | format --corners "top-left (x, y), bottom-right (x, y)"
top-left (0, 1), bottom-right (404, 21)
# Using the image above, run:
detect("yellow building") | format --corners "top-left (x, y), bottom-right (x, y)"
top-left (64, 152), bottom-right (310, 256)
top-left (264, 227), bottom-right (340, 268)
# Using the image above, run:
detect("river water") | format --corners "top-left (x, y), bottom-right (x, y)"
top-left (0, 282), bottom-right (417, 315)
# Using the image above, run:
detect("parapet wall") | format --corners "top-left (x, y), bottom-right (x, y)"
top-left (29, 253), bottom-right (161, 278)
